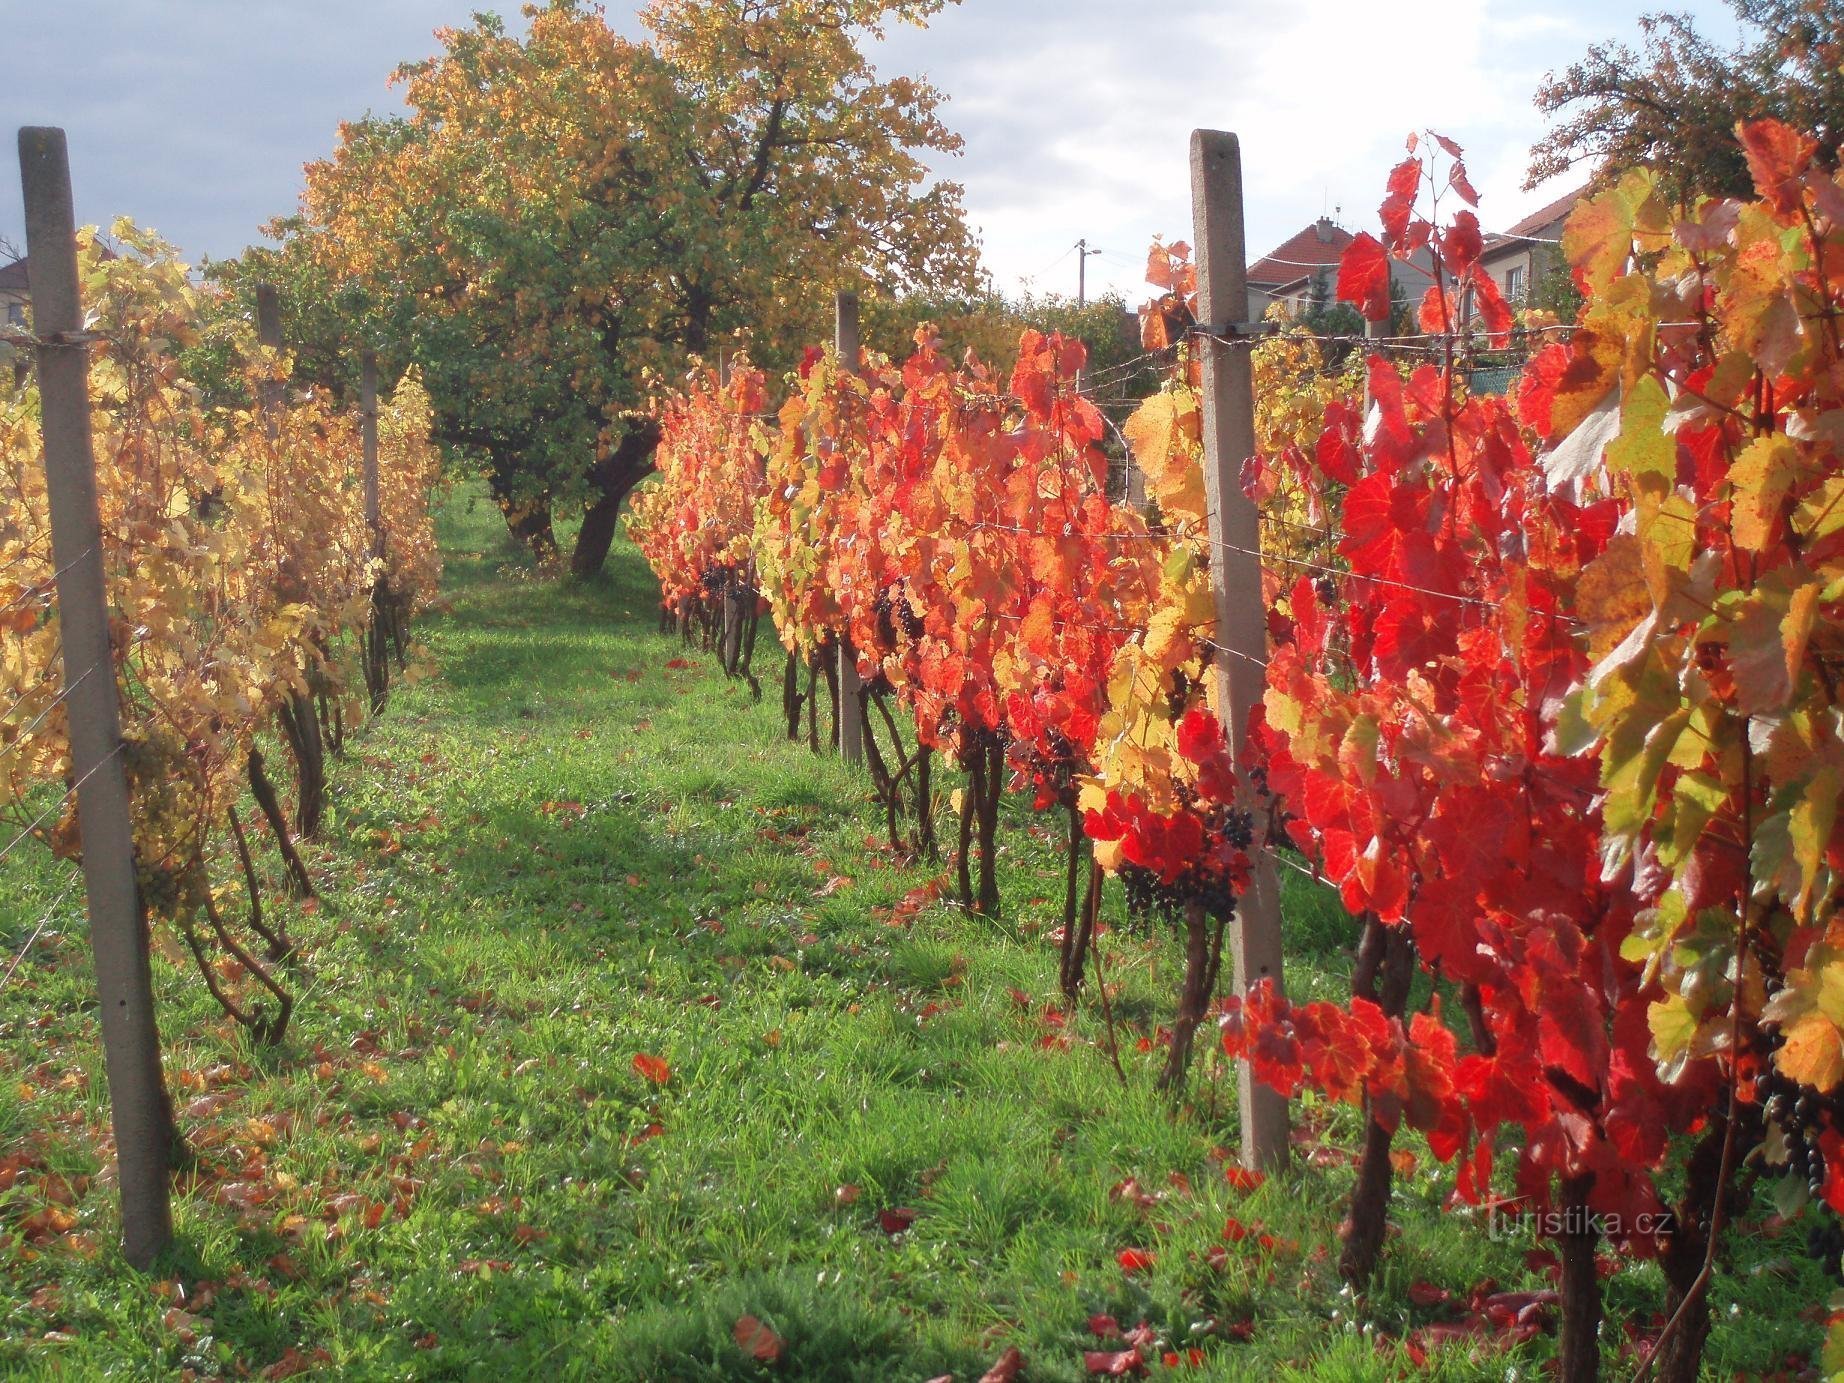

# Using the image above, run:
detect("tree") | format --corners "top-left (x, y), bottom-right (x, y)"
top-left (1529, 0), bottom-right (1844, 205)
top-left (1526, 243), bottom-right (1585, 322)
top-left (861, 287), bottom-right (1143, 395)
top-left (268, 0), bottom-right (980, 577)
top-left (1297, 269), bottom-right (1364, 339)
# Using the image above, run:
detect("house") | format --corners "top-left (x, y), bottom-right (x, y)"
top-left (1245, 216), bottom-right (1436, 325)
top-left (1479, 183), bottom-right (1588, 307)
top-left (0, 255), bottom-right (27, 330)
top-left (1246, 217), bottom-right (1350, 320)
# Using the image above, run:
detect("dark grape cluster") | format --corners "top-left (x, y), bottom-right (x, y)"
top-left (1114, 802), bottom-right (1254, 928)
top-left (873, 584), bottom-right (923, 649)
top-left (1761, 1063), bottom-right (1839, 1201)
top-left (1315, 574), bottom-right (1338, 606)
top-left (1165, 668), bottom-right (1191, 724)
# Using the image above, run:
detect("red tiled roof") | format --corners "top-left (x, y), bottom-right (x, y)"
top-left (1495, 184), bottom-right (1590, 243)
top-left (1247, 218), bottom-right (1351, 287)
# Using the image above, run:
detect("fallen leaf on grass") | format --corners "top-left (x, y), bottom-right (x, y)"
top-left (1116, 1247), bottom-right (1154, 1273)
top-left (17, 1207), bottom-right (76, 1242)
top-left (1084, 1347), bottom-right (1146, 1376)
top-left (978, 1344), bottom-right (1026, 1382)
top-left (267, 1253), bottom-right (302, 1280)
top-left (1408, 1280), bottom-right (1452, 1308)
top-left (455, 1258), bottom-right (513, 1275)
top-left (733, 1314), bottom-right (782, 1363)
top-left (262, 1347), bottom-right (332, 1379)
top-left (183, 1091), bottom-right (241, 1119)
top-left (878, 1207), bottom-right (918, 1235)
top-left (631, 1053), bottom-right (671, 1085)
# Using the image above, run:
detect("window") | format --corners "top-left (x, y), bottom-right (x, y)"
top-left (3, 301), bottom-right (23, 326)
top-left (1504, 265), bottom-right (1526, 303)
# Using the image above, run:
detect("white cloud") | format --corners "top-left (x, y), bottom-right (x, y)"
top-left (872, 0), bottom-right (1735, 303)
top-left (0, 0), bottom-right (1737, 303)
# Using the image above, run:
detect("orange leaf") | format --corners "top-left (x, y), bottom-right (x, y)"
top-left (631, 1052), bottom-right (671, 1085)
top-left (733, 1314), bottom-right (783, 1364)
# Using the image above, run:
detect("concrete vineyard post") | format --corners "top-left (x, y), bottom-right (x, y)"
top-left (254, 282), bottom-right (284, 432)
top-left (1188, 129), bottom-right (1288, 1171)
top-left (361, 349), bottom-right (380, 544)
top-left (19, 125), bottom-right (175, 1268)
top-left (834, 290), bottom-right (863, 767)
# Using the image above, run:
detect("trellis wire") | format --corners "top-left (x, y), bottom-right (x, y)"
top-left (0, 743), bottom-right (126, 868)
top-left (0, 871), bottom-right (82, 990)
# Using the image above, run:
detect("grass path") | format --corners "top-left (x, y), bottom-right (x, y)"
top-left (0, 491), bottom-right (1825, 1380)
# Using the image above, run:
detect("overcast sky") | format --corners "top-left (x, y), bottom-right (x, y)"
top-left (1, 0), bottom-right (1744, 302)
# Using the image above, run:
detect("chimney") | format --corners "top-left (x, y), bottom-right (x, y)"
top-left (1314, 216), bottom-right (1337, 243)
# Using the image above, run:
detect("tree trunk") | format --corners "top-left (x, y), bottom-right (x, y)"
top-left (1650, 1115), bottom-right (1750, 1383)
top-left (820, 643), bottom-right (840, 751)
top-left (913, 744), bottom-right (935, 859)
top-left (784, 648), bottom-right (803, 740)
top-left (1338, 919), bottom-right (1415, 1289)
top-left (247, 748), bottom-right (317, 899)
top-left (806, 653), bottom-right (821, 753)
top-left (1556, 1174), bottom-right (1601, 1383)
top-left (956, 755), bottom-right (979, 912)
top-left (1060, 820), bottom-right (1100, 1003)
top-left (1057, 798), bottom-right (1085, 1000)
top-left (570, 417), bottom-right (659, 579)
top-left (975, 736), bottom-right (1003, 915)
top-left (498, 494), bottom-right (556, 562)
top-left (276, 688), bottom-right (325, 840)
top-left (1158, 899), bottom-right (1226, 1091)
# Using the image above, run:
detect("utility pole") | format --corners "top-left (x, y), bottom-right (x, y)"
top-left (1188, 129), bottom-right (1288, 1172)
top-left (19, 125), bottom-right (175, 1268)
top-left (1076, 239), bottom-right (1103, 308)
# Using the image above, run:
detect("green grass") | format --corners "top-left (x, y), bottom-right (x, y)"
top-left (0, 486), bottom-right (1828, 1380)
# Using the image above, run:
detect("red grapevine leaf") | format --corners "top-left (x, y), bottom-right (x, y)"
top-left (1470, 265), bottom-right (1514, 344)
top-left (1337, 233), bottom-right (1393, 322)
top-left (1084, 1347), bottom-right (1147, 1376)
top-left (1440, 210), bottom-right (1483, 276)
top-left (630, 1052), bottom-right (671, 1085)
top-left (1738, 117), bottom-right (1817, 213)
top-left (1448, 160), bottom-right (1480, 206)
top-left (1380, 157), bottom-right (1422, 245)
top-left (733, 1315), bottom-right (783, 1364)
top-left (979, 1346), bottom-right (1026, 1383)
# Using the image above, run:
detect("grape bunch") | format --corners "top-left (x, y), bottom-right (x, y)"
top-left (1114, 802), bottom-right (1254, 927)
top-left (873, 583), bottom-right (924, 651)
top-left (1760, 1062), bottom-right (1839, 1201)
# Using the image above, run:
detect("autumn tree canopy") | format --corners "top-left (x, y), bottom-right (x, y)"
top-left (1529, 0), bottom-right (1844, 205)
top-left (257, 0), bottom-right (981, 576)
